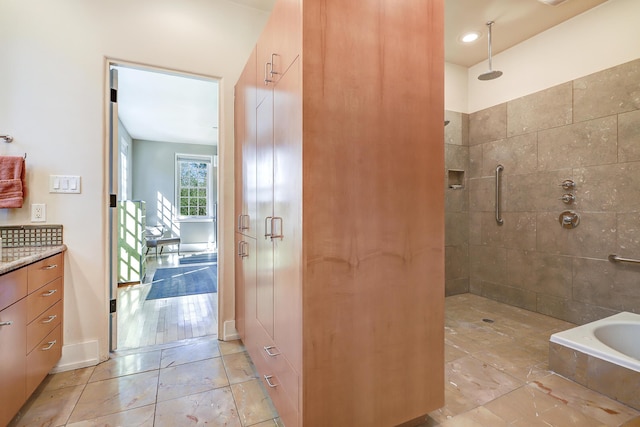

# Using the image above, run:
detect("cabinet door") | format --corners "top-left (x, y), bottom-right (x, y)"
top-left (256, 91), bottom-right (274, 339)
top-left (0, 299), bottom-right (27, 427)
top-left (257, 0), bottom-right (300, 103)
top-left (272, 57), bottom-right (302, 373)
top-left (235, 48), bottom-right (258, 238)
top-left (235, 234), bottom-right (257, 341)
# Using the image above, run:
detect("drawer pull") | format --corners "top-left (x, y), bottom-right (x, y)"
top-left (42, 315), bottom-right (58, 324)
top-left (263, 345), bottom-right (280, 357)
top-left (42, 340), bottom-right (57, 351)
top-left (0, 320), bottom-right (14, 326)
top-left (264, 374), bottom-right (278, 388)
top-left (42, 264), bottom-right (58, 270)
top-left (42, 289), bottom-right (58, 297)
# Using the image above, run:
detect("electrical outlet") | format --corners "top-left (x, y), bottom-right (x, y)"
top-left (31, 203), bottom-right (46, 222)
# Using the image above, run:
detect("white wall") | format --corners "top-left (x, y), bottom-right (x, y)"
top-left (0, 0), bottom-right (269, 368)
top-left (444, 62), bottom-right (468, 113)
top-left (461, 0), bottom-right (640, 113)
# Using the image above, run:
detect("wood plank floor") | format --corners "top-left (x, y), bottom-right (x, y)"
top-left (116, 252), bottom-right (218, 349)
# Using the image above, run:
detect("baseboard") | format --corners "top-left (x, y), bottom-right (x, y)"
top-left (52, 341), bottom-right (100, 373)
top-left (223, 320), bottom-right (239, 341)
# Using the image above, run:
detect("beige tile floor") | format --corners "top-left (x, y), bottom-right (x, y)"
top-left (8, 293), bottom-right (640, 426)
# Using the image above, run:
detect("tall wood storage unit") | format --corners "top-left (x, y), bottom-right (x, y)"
top-left (235, 1), bottom-right (445, 425)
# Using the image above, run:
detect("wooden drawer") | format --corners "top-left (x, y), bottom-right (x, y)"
top-left (27, 276), bottom-right (62, 324)
top-left (27, 299), bottom-right (63, 354)
top-left (27, 253), bottom-right (63, 293)
top-left (26, 324), bottom-right (62, 396)
top-left (0, 299), bottom-right (27, 427)
top-left (249, 336), bottom-right (299, 427)
top-left (0, 267), bottom-right (28, 312)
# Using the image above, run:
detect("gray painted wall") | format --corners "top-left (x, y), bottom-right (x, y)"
top-left (132, 139), bottom-right (218, 247)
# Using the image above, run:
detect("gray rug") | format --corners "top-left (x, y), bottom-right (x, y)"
top-left (146, 265), bottom-right (217, 300)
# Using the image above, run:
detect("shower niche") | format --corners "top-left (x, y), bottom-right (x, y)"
top-left (448, 169), bottom-right (465, 189)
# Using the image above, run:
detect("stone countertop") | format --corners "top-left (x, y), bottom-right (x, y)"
top-left (0, 245), bottom-right (67, 275)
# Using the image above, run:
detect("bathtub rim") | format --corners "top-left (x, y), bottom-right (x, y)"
top-left (549, 311), bottom-right (640, 373)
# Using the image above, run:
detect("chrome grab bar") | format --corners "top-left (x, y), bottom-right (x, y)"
top-left (608, 254), bottom-right (640, 264)
top-left (495, 164), bottom-right (504, 225)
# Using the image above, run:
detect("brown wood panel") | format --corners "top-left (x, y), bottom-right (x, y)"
top-left (27, 299), bottom-right (63, 354)
top-left (256, 90), bottom-right (275, 339)
top-left (0, 267), bottom-right (27, 312)
top-left (0, 298), bottom-right (27, 427)
top-left (26, 324), bottom-right (62, 396)
top-left (301, 0), bottom-right (445, 425)
top-left (272, 57), bottom-right (303, 374)
top-left (27, 276), bottom-right (63, 324)
top-left (27, 253), bottom-right (63, 293)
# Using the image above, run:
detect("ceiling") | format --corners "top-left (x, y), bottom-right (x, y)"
top-left (117, 0), bottom-right (608, 146)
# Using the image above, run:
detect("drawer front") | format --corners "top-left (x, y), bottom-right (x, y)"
top-left (26, 324), bottom-right (62, 396)
top-left (250, 340), bottom-right (299, 427)
top-left (27, 276), bottom-right (62, 323)
top-left (248, 323), bottom-right (299, 414)
top-left (0, 267), bottom-right (28, 312)
top-left (27, 253), bottom-right (63, 293)
top-left (27, 299), bottom-right (63, 354)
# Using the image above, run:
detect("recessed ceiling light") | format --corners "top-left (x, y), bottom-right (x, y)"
top-left (460, 31), bottom-right (480, 43)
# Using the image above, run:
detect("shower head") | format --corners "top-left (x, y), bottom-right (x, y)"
top-left (478, 21), bottom-right (502, 81)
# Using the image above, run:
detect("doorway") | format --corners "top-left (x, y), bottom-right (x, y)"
top-left (108, 61), bottom-right (220, 351)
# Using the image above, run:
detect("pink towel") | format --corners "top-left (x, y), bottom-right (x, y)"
top-left (0, 156), bottom-right (26, 208)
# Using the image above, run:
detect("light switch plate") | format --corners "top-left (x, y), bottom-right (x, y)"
top-left (50, 175), bottom-right (81, 193)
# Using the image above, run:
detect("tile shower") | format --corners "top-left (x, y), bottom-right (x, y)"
top-left (445, 58), bottom-right (640, 326)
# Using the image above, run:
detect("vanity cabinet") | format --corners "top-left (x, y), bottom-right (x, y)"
top-left (235, 1), bottom-right (444, 425)
top-left (0, 252), bottom-right (64, 426)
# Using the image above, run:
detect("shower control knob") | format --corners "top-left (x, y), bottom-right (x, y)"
top-left (559, 193), bottom-right (575, 204)
top-left (559, 211), bottom-right (580, 229)
top-left (559, 180), bottom-right (575, 190)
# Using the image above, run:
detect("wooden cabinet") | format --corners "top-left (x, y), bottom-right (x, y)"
top-left (235, 1), bottom-right (444, 425)
top-left (0, 252), bottom-right (64, 426)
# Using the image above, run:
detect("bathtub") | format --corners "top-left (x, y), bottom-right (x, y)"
top-left (549, 312), bottom-right (640, 409)
top-left (550, 312), bottom-right (640, 372)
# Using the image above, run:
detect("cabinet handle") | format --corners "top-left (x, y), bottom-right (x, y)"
top-left (264, 374), bottom-right (278, 388)
top-left (238, 241), bottom-right (249, 258)
top-left (270, 217), bottom-right (283, 240)
top-left (42, 315), bottom-right (57, 324)
top-left (264, 216), bottom-right (273, 239)
top-left (42, 289), bottom-right (58, 297)
top-left (0, 321), bottom-right (14, 326)
top-left (263, 345), bottom-right (280, 357)
top-left (270, 53), bottom-right (280, 76)
top-left (42, 264), bottom-right (58, 270)
top-left (237, 214), bottom-right (243, 231)
top-left (42, 340), bottom-right (57, 351)
top-left (264, 62), bottom-right (274, 85)
top-left (237, 214), bottom-right (249, 231)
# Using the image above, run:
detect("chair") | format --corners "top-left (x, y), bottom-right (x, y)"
top-left (145, 225), bottom-right (181, 257)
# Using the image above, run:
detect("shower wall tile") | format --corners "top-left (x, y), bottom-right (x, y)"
top-left (573, 58), bottom-right (640, 123)
top-left (469, 103), bottom-right (507, 145)
top-left (445, 212), bottom-right (469, 246)
top-left (505, 169), bottom-right (572, 212)
top-left (617, 212), bottom-right (640, 256)
top-left (468, 145), bottom-right (483, 178)
top-left (507, 82), bottom-right (573, 137)
top-left (574, 162), bottom-right (640, 212)
top-left (469, 177), bottom-right (494, 212)
top-left (480, 212), bottom-right (536, 251)
top-left (445, 187), bottom-right (468, 212)
top-left (481, 133), bottom-right (538, 177)
top-left (445, 111), bottom-right (464, 146)
top-left (507, 250), bottom-right (572, 299)
top-left (536, 294), bottom-right (617, 325)
top-left (469, 212), bottom-right (482, 246)
top-left (445, 244), bottom-right (469, 282)
top-left (445, 278), bottom-right (469, 297)
top-left (537, 116), bottom-right (618, 171)
top-left (536, 212), bottom-right (617, 259)
top-left (572, 257), bottom-right (640, 313)
top-left (618, 109), bottom-right (640, 162)
top-left (469, 245), bottom-right (507, 285)
top-left (477, 281), bottom-right (537, 312)
top-left (445, 144), bottom-right (469, 171)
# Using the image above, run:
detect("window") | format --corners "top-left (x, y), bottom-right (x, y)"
top-left (176, 154), bottom-right (212, 219)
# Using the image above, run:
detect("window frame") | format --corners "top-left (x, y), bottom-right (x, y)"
top-left (175, 153), bottom-right (213, 221)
